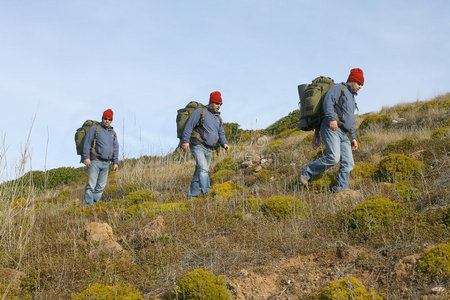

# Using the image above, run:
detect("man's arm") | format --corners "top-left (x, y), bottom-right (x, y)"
top-left (82, 126), bottom-right (96, 166)
top-left (322, 84), bottom-right (342, 124)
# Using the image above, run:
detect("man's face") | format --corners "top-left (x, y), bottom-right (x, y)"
top-left (209, 102), bottom-right (222, 113)
top-left (102, 117), bottom-right (112, 127)
top-left (349, 81), bottom-right (363, 94)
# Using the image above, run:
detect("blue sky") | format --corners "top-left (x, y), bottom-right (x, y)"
top-left (0, 0), bottom-right (449, 179)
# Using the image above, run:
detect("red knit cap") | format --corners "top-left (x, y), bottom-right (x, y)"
top-left (102, 109), bottom-right (113, 120)
top-left (209, 91), bottom-right (222, 104)
top-left (347, 68), bottom-right (364, 85)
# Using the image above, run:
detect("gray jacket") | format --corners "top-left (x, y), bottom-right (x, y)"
top-left (323, 83), bottom-right (358, 140)
top-left (82, 123), bottom-right (119, 164)
top-left (181, 107), bottom-right (228, 148)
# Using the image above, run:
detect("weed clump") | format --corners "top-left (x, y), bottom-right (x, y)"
top-left (383, 137), bottom-right (417, 155)
top-left (431, 126), bottom-right (449, 140)
top-left (349, 196), bottom-right (400, 239)
top-left (374, 154), bottom-right (424, 182)
top-left (309, 173), bottom-right (336, 192)
top-left (122, 189), bottom-right (155, 204)
top-left (418, 242), bottom-right (450, 282)
top-left (72, 282), bottom-right (143, 299)
top-left (169, 268), bottom-right (230, 300)
top-left (261, 195), bottom-right (308, 220)
top-left (359, 114), bottom-right (391, 130)
top-left (319, 276), bottom-right (382, 300)
top-left (211, 182), bottom-right (243, 198)
top-left (211, 169), bottom-right (235, 184)
top-left (125, 201), bottom-right (186, 219)
top-left (213, 158), bottom-right (237, 172)
top-left (443, 206), bottom-right (450, 227)
top-left (351, 162), bottom-right (377, 180)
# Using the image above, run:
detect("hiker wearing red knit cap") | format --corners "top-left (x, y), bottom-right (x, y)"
top-left (299, 68), bottom-right (364, 192)
top-left (82, 109), bottom-right (119, 205)
top-left (181, 91), bottom-right (230, 199)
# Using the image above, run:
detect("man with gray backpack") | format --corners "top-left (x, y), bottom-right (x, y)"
top-left (178, 91), bottom-right (230, 199)
top-left (78, 109), bottom-right (119, 206)
top-left (299, 68), bottom-right (364, 192)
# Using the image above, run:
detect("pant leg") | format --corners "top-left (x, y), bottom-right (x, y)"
top-left (92, 160), bottom-right (110, 203)
top-left (302, 123), bottom-right (341, 179)
top-left (188, 144), bottom-right (212, 198)
top-left (334, 132), bottom-right (354, 191)
top-left (85, 160), bottom-right (100, 206)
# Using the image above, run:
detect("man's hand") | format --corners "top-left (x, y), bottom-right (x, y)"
top-left (113, 164), bottom-right (119, 171)
top-left (223, 144), bottom-right (230, 152)
top-left (329, 120), bottom-right (338, 131)
top-left (351, 139), bottom-right (358, 151)
top-left (84, 158), bottom-right (91, 167)
top-left (181, 143), bottom-right (190, 151)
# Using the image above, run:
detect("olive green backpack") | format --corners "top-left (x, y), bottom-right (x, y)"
top-left (298, 76), bottom-right (346, 131)
top-left (75, 120), bottom-right (116, 157)
top-left (176, 101), bottom-right (222, 146)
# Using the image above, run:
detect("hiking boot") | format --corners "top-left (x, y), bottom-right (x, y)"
top-left (299, 174), bottom-right (309, 187)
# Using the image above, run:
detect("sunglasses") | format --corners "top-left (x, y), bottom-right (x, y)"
top-left (103, 118), bottom-right (112, 121)
top-left (213, 102), bottom-right (222, 106)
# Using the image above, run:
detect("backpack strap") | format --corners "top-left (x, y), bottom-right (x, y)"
top-left (190, 107), bottom-right (207, 143)
top-left (90, 124), bottom-right (101, 157)
top-left (91, 125), bottom-right (117, 157)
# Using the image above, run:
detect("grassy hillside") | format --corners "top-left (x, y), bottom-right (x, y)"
top-left (0, 94), bottom-right (449, 299)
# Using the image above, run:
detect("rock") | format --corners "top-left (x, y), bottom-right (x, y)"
top-left (88, 241), bottom-right (124, 259)
top-left (431, 286), bottom-right (446, 294)
top-left (0, 268), bottom-right (25, 286)
top-left (121, 216), bottom-right (165, 245)
top-left (253, 166), bottom-right (263, 174)
top-left (241, 160), bottom-right (253, 168)
top-left (85, 222), bottom-right (116, 243)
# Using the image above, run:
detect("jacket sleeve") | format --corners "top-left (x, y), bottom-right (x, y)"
top-left (181, 108), bottom-right (202, 144)
top-left (218, 123), bottom-right (228, 146)
top-left (82, 126), bottom-right (96, 161)
top-left (113, 136), bottom-right (119, 165)
top-left (322, 84), bottom-right (342, 123)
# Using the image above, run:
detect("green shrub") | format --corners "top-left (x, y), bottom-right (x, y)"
top-left (211, 182), bottom-right (243, 199)
top-left (359, 114), bottom-right (391, 130)
top-left (309, 173), bottom-right (336, 191)
top-left (431, 126), bottom-right (449, 140)
top-left (222, 122), bottom-right (242, 143)
top-left (264, 110), bottom-right (300, 135)
top-left (169, 268), bottom-right (230, 300)
top-left (213, 158), bottom-right (237, 172)
top-left (357, 135), bottom-right (376, 151)
top-left (267, 140), bottom-right (283, 153)
top-left (350, 196), bottom-right (400, 239)
top-left (72, 282), bottom-right (143, 299)
top-left (418, 243), bottom-right (450, 282)
top-left (239, 197), bottom-right (263, 213)
top-left (319, 276), bottom-right (382, 300)
top-left (374, 154), bottom-right (424, 182)
top-left (125, 201), bottom-right (186, 219)
top-left (351, 162), bottom-right (377, 179)
top-left (394, 180), bottom-right (420, 202)
top-left (122, 189), bottom-right (155, 205)
top-left (383, 137), bottom-right (417, 155)
top-left (211, 169), bottom-right (235, 184)
top-left (443, 206), bottom-right (450, 227)
top-left (261, 196), bottom-right (308, 220)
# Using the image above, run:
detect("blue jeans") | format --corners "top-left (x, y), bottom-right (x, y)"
top-left (188, 144), bottom-right (212, 199)
top-left (302, 122), bottom-right (354, 191)
top-left (85, 159), bottom-right (110, 205)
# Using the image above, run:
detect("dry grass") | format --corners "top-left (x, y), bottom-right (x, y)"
top-left (0, 95), bottom-right (449, 299)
